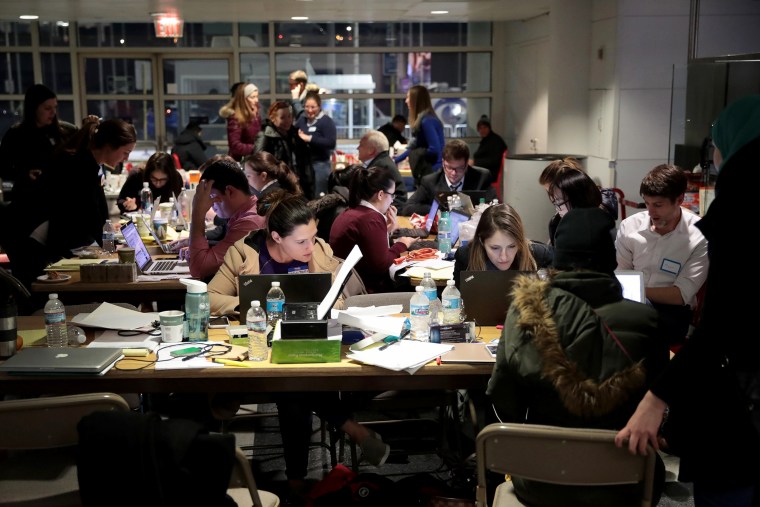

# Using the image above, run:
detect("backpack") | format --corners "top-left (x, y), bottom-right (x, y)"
top-left (77, 410), bottom-right (236, 507)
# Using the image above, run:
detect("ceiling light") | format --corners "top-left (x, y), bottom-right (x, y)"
top-left (19, 15), bottom-right (39, 20)
top-left (431, 10), bottom-right (449, 14)
top-left (56, 21), bottom-right (69, 27)
top-left (291, 16), bottom-right (309, 20)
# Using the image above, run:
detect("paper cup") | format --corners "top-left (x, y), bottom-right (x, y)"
top-left (117, 247), bottom-right (136, 264)
top-left (159, 310), bottom-right (184, 343)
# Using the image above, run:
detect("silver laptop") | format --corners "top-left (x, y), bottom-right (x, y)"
top-left (139, 214), bottom-right (172, 254)
top-left (0, 347), bottom-right (123, 374)
top-left (615, 270), bottom-right (646, 303)
top-left (120, 221), bottom-right (190, 275)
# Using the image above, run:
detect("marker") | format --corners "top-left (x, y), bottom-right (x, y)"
top-left (436, 356), bottom-right (442, 366)
top-left (212, 358), bottom-right (255, 368)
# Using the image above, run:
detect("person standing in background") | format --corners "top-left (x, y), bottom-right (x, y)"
top-left (288, 69), bottom-right (309, 122)
top-left (393, 85), bottom-right (444, 187)
top-left (171, 121), bottom-right (207, 170)
top-left (356, 129), bottom-right (408, 208)
top-left (472, 116), bottom-right (507, 185)
top-left (296, 91), bottom-right (336, 197)
top-left (378, 114), bottom-right (408, 149)
top-left (220, 82), bottom-right (261, 162)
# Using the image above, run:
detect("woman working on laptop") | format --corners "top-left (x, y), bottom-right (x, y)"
top-left (453, 203), bottom-right (552, 288)
top-left (117, 151), bottom-right (183, 213)
top-left (207, 191), bottom-right (388, 495)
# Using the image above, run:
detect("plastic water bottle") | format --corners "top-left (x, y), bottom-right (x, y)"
top-left (102, 220), bottom-right (116, 254)
top-left (180, 279), bottom-right (210, 342)
top-left (266, 281), bottom-right (285, 345)
top-left (442, 279), bottom-right (463, 324)
top-left (409, 286), bottom-right (430, 342)
top-left (168, 196), bottom-right (178, 228)
top-left (421, 271), bottom-right (437, 302)
top-left (246, 300), bottom-right (268, 361)
top-left (438, 211), bottom-right (452, 254)
top-left (140, 182), bottom-right (153, 213)
top-left (428, 296), bottom-right (442, 343)
top-left (44, 293), bottom-right (68, 347)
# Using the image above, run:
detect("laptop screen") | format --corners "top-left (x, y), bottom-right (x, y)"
top-left (237, 273), bottom-right (333, 319)
top-left (121, 221), bottom-right (152, 271)
top-left (615, 270), bottom-right (646, 303)
top-left (424, 199), bottom-right (439, 232)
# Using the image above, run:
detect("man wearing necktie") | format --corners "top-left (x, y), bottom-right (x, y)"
top-left (400, 139), bottom-right (497, 216)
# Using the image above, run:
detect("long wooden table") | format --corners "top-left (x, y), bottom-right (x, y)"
top-left (1, 317), bottom-right (499, 396)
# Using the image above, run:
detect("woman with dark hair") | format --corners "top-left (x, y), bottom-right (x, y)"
top-left (44, 118), bottom-right (137, 260)
top-left (295, 91), bottom-right (336, 197)
top-left (453, 203), bottom-right (552, 287)
top-left (220, 82), bottom-right (261, 162)
top-left (393, 84), bottom-right (445, 186)
top-left (329, 166), bottom-right (417, 293)
top-left (117, 152), bottom-right (183, 213)
top-left (242, 151), bottom-right (301, 199)
top-left (308, 164), bottom-right (359, 242)
top-left (254, 101), bottom-right (315, 199)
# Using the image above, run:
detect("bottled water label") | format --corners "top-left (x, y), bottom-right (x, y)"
top-left (44, 312), bottom-right (66, 324)
top-left (423, 288), bottom-right (437, 301)
top-left (443, 298), bottom-right (461, 310)
top-left (266, 300), bottom-right (284, 314)
top-left (410, 304), bottom-right (429, 318)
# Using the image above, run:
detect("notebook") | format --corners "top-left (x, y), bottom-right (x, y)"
top-left (439, 342), bottom-right (495, 364)
top-left (121, 221), bottom-right (190, 275)
top-left (237, 273), bottom-right (333, 321)
top-left (459, 270), bottom-right (530, 326)
top-left (0, 347), bottom-right (123, 374)
top-left (615, 270), bottom-right (646, 303)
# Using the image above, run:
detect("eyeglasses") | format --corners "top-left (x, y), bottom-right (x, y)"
top-left (550, 198), bottom-right (568, 211)
top-left (383, 190), bottom-right (396, 198)
top-left (442, 161), bottom-right (467, 173)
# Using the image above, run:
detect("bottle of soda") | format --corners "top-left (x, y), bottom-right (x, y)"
top-left (442, 279), bottom-right (463, 324)
top-left (266, 281), bottom-right (285, 346)
top-left (421, 271), bottom-right (437, 302)
top-left (246, 300), bottom-right (268, 361)
top-left (438, 211), bottom-right (452, 254)
top-left (140, 182), bottom-right (153, 214)
top-left (44, 293), bottom-right (68, 348)
top-left (409, 286), bottom-right (430, 342)
top-left (102, 220), bottom-right (116, 253)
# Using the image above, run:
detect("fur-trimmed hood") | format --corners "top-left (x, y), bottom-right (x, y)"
top-left (509, 273), bottom-right (647, 418)
top-left (219, 100), bottom-right (235, 119)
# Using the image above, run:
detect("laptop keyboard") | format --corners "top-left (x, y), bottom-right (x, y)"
top-left (151, 260), bottom-right (178, 272)
top-left (392, 228), bottom-right (429, 238)
top-left (408, 240), bottom-right (440, 251)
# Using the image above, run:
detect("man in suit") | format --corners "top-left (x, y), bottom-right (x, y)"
top-left (401, 139), bottom-right (497, 216)
top-left (357, 129), bottom-right (408, 208)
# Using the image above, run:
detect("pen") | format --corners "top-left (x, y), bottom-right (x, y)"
top-left (212, 358), bottom-right (255, 368)
top-left (379, 339), bottom-right (401, 351)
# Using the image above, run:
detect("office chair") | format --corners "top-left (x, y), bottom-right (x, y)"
top-left (475, 423), bottom-right (656, 507)
top-left (0, 392), bottom-right (130, 506)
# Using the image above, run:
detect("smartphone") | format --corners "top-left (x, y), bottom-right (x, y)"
top-left (209, 316), bottom-right (230, 328)
top-left (169, 346), bottom-right (202, 357)
top-left (486, 343), bottom-right (498, 357)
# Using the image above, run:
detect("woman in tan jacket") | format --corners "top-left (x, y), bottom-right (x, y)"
top-left (209, 190), bottom-right (364, 316)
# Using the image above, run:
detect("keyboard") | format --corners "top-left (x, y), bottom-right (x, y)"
top-left (392, 228), bottom-right (429, 238)
top-left (151, 260), bottom-right (179, 271)
top-left (408, 240), bottom-right (439, 251)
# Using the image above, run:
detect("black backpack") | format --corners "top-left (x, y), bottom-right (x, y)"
top-left (77, 411), bottom-right (236, 507)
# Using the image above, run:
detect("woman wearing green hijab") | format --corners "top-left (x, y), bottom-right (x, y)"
top-left (615, 95), bottom-right (760, 506)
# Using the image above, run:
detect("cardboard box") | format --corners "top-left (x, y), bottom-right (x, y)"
top-left (80, 263), bottom-right (137, 283)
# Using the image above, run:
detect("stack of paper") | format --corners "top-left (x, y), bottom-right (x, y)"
top-left (347, 339), bottom-right (453, 374)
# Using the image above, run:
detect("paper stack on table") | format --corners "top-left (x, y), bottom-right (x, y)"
top-left (347, 338), bottom-right (453, 374)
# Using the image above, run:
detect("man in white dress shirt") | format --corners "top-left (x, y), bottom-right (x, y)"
top-left (615, 164), bottom-right (709, 346)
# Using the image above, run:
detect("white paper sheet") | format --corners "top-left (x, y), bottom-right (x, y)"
top-left (346, 340), bottom-right (454, 374)
top-left (317, 244), bottom-right (363, 320)
top-left (87, 329), bottom-right (161, 351)
top-left (336, 312), bottom-right (405, 336)
top-left (71, 302), bottom-right (159, 331)
top-left (154, 342), bottom-right (225, 370)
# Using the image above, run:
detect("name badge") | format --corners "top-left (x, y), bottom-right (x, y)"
top-left (308, 126), bottom-right (317, 133)
top-left (660, 258), bottom-right (681, 276)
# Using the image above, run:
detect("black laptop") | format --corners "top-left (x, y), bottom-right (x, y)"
top-left (237, 273), bottom-right (333, 321)
top-left (459, 270), bottom-right (531, 326)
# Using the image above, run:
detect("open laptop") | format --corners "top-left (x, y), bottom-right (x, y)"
top-left (139, 215), bottom-right (172, 254)
top-left (0, 347), bottom-right (123, 375)
top-left (238, 273), bottom-right (333, 321)
top-left (393, 199), bottom-right (439, 239)
top-left (120, 221), bottom-right (190, 275)
top-left (615, 270), bottom-right (646, 303)
top-left (459, 270), bottom-right (530, 326)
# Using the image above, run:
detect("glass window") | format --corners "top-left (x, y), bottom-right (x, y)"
top-left (163, 59), bottom-right (229, 95)
top-left (164, 100), bottom-right (230, 144)
top-left (56, 101), bottom-right (75, 127)
top-left (41, 53), bottom-right (73, 94)
top-left (78, 22), bottom-right (232, 48)
top-left (86, 99), bottom-right (152, 140)
top-left (274, 52), bottom-right (490, 94)
top-left (239, 23), bottom-right (270, 47)
top-left (0, 100), bottom-right (23, 139)
top-left (273, 22), bottom-right (491, 47)
top-left (0, 52), bottom-right (34, 94)
top-left (84, 58), bottom-right (153, 94)
top-left (239, 54), bottom-right (271, 93)
top-left (39, 21), bottom-right (71, 46)
top-left (0, 22), bottom-right (33, 46)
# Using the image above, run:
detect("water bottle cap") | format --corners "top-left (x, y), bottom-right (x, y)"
top-left (415, 285), bottom-right (424, 292)
top-left (180, 278), bottom-right (207, 293)
top-left (446, 279), bottom-right (455, 286)
top-left (272, 281), bottom-right (280, 287)
top-left (143, 182), bottom-right (149, 187)
top-left (251, 300), bottom-right (260, 307)
top-left (49, 293), bottom-right (58, 299)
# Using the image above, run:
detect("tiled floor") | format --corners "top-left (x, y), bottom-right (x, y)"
top-left (229, 403), bottom-right (695, 506)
